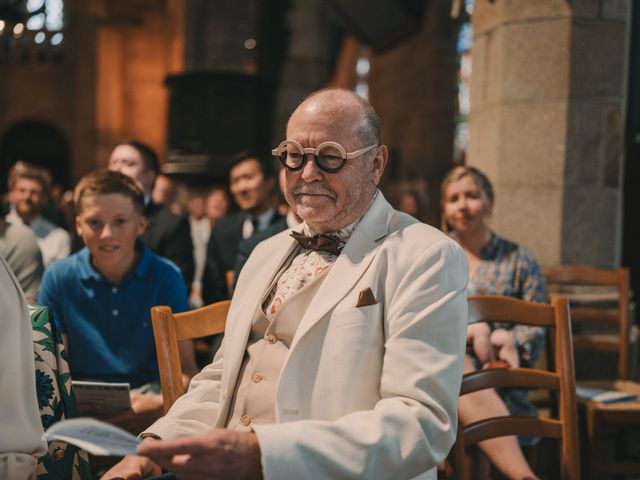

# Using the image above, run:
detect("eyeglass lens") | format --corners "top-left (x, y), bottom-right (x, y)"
top-left (277, 144), bottom-right (345, 173)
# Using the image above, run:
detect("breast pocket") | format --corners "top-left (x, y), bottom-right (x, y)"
top-left (331, 302), bottom-right (383, 329)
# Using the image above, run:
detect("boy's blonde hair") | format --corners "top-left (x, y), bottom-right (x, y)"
top-left (74, 170), bottom-right (145, 214)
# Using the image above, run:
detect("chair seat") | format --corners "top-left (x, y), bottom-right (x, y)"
top-left (577, 379), bottom-right (640, 403)
top-left (578, 381), bottom-right (640, 477)
top-left (576, 380), bottom-right (640, 430)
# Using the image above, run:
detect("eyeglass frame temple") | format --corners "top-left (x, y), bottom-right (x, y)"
top-left (271, 142), bottom-right (378, 160)
top-left (345, 144), bottom-right (378, 159)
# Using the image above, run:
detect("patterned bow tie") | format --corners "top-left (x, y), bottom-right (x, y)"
top-left (290, 230), bottom-right (343, 255)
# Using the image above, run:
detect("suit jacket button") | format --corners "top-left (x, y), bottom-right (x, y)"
top-left (265, 333), bottom-right (277, 344)
top-left (52, 447), bottom-right (66, 460)
top-left (240, 414), bottom-right (251, 426)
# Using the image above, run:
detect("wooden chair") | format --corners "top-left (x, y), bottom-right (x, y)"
top-left (151, 300), bottom-right (231, 412)
top-left (446, 295), bottom-right (580, 480)
top-left (545, 265), bottom-right (640, 479)
top-left (545, 265), bottom-right (632, 379)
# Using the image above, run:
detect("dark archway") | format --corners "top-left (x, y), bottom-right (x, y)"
top-left (0, 119), bottom-right (71, 193)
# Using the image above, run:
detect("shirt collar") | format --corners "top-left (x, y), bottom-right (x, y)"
top-left (6, 208), bottom-right (27, 225)
top-left (253, 207), bottom-right (277, 231)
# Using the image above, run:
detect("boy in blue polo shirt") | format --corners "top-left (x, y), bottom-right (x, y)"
top-left (38, 170), bottom-right (197, 427)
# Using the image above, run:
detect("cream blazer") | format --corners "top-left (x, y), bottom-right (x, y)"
top-left (0, 256), bottom-right (46, 479)
top-left (147, 192), bottom-right (468, 480)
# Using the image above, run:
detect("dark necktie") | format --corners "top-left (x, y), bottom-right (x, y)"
top-left (290, 231), bottom-right (343, 256)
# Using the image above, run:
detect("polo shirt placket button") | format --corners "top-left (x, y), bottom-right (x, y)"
top-left (240, 414), bottom-right (251, 426)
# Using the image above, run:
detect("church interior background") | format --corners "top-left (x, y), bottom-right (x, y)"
top-left (0, 0), bottom-right (639, 322)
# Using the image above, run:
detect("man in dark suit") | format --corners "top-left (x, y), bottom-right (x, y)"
top-left (202, 152), bottom-right (283, 304)
top-left (109, 140), bottom-right (194, 289)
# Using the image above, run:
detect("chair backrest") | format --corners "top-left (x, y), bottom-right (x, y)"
top-left (151, 300), bottom-right (231, 412)
top-left (545, 265), bottom-right (630, 379)
top-left (447, 295), bottom-right (580, 480)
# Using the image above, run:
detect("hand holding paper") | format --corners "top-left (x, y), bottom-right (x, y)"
top-left (43, 418), bottom-right (141, 457)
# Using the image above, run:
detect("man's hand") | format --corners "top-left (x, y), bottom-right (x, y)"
top-left (137, 429), bottom-right (263, 480)
top-left (108, 393), bottom-right (164, 435)
top-left (466, 322), bottom-right (492, 364)
top-left (100, 452), bottom-right (161, 479)
top-left (490, 328), bottom-right (519, 368)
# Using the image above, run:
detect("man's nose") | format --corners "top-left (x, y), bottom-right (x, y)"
top-left (233, 181), bottom-right (249, 194)
top-left (300, 155), bottom-right (323, 182)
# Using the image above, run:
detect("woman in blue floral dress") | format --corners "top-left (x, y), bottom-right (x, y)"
top-left (441, 166), bottom-right (546, 480)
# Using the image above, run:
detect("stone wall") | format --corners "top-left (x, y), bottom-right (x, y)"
top-left (467, 0), bottom-right (630, 268)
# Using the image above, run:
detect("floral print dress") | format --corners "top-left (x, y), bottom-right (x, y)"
top-left (466, 232), bottom-right (547, 425)
top-left (30, 304), bottom-right (92, 479)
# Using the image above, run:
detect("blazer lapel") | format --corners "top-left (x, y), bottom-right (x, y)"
top-left (290, 192), bottom-right (393, 350)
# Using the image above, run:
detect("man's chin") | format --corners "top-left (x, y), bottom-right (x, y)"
top-left (16, 206), bottom-right (36, 219)
top-left (295, 206), bottom-right (333, 224)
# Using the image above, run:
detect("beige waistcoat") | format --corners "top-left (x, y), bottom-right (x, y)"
top-left (225, 266), bottom-right (328, 430)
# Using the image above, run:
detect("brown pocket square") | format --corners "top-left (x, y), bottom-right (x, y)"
top-left (356, 288), bottom-right (377, 307)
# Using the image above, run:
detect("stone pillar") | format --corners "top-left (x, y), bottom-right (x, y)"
top-left (272, 0), bottom-right (334, 142)
top-left (467, 0), bottom-right (630, 268)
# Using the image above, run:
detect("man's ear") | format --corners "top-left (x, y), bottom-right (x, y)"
top-left (75, 216), bottom-right (83, 237)
top-left (371, 145), bottom-right (388, 186)
top-left (137, 214), bottom-right (148, 236)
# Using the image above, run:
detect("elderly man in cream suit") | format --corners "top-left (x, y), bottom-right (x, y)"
top-left (104, 88), bottom-right (468, 480)
top-left (0, 256), bottom-right (47, 479)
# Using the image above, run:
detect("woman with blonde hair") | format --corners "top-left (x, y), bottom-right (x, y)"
top-left (441, 165), bottom-right (546, 480)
